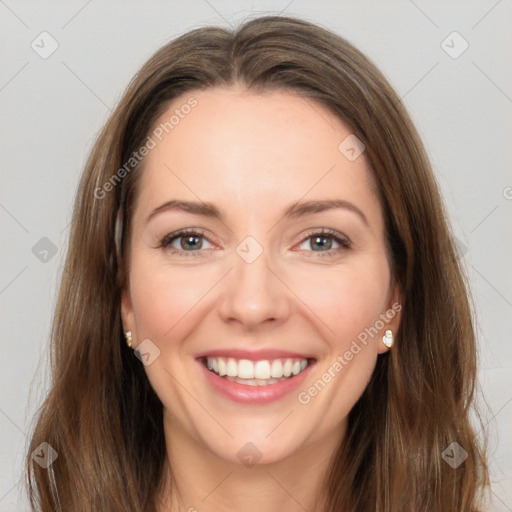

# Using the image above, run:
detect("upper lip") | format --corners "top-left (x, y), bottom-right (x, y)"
top-left (196, 348), bottom-right (316, 361)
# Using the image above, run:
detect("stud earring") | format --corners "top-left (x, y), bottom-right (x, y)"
top-left (125, 331), bottom-right (132, 348)
top-left (382, 329), bottom-right (393, 348)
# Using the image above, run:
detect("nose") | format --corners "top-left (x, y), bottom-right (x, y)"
top-left (217, 244), bottom-right (291, 330)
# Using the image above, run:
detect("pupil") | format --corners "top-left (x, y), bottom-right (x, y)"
top-left (182, 235), bottom-right (201, 250)
top-left (312, 236), bottom-right (331, 251)
top-left (179, 235), bottom-right (332, 251)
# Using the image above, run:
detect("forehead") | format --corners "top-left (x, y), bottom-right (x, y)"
top-left (134, 87), bottom-right (379, 225)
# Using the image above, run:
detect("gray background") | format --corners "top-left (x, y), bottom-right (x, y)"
top-left (1, 1), bottom-right (511, 510)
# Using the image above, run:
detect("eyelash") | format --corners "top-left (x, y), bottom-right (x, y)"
top-left (158, 228), bottom-right (351, 258)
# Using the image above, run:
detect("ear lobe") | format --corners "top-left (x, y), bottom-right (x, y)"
top-left (377, 336), bottom-right (391, 354)
top-left (377, 282), bottom-right (403, 354)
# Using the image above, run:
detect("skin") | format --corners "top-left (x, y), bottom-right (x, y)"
top-left (121, 86), bottom-right (401, 512)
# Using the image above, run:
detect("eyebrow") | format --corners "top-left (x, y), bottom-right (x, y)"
top-left (145, 198), bottom-right (369, 227)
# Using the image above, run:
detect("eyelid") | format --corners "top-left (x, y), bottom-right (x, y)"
top-left (297, 227), bottom-right (351, 245)
top-left (159, 228), bottom-right (215, 249)
top-left (294, 228), bottom-right (351, 254)
top-left (158, 227), bottom-right (351, 257)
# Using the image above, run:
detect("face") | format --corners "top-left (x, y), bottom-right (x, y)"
top-left (121, 86), bottom-right (401, 466)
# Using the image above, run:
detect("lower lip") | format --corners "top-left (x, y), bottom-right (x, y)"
top-left (198, 359), bottom-right (315, 404)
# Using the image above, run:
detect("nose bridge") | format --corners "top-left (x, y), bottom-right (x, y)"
top-left (218, 234), bottom-right (289, 327)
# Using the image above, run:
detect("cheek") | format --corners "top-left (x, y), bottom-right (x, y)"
top-left (291, 262), bottom-right (389, 433)
top-left (130, 251), bottom-right (390, 347)
top-left (289, 258), bottom-right (390, 347)
top-left (128, 254), bottom-right (207, 341)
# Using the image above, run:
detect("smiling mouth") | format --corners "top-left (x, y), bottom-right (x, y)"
top-left (200, 356), bottom-right (314, 386)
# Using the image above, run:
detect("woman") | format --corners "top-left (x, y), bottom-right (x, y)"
top-left (26, 15), bottom-right (489, 511)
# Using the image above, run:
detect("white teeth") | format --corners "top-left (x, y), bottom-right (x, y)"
top-left (204, 356), bottom-right (310, 384)
top-left (254, 360), bottom-right (271, 379)
top-left (270, 359), bottom-right (284, 378)
top-left (217, 358), bottom-right (227, 376)
top-left (283, 359), bottom-right (293, 377)
top-left (226, 358), bottom-right (238, 377)
top-left (224, 376), bottom-right (286, 386)
top-left (238, 359), bottom-right (254, 379)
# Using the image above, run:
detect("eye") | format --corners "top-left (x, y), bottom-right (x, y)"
top-left (296, 229), bottom-right (351, 257)
top-left (159, 228), bottom-right (214, 256)
top-left (158, 228), bottom-right (351, 258)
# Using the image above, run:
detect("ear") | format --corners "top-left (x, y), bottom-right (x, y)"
top-left (377, 281), bottom-right (403, 354)
top-left (121, 287), bottom-right (137, 344)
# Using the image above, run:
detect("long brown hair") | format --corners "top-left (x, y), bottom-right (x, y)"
top-left (26, 15), bottom-right (489, 511)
